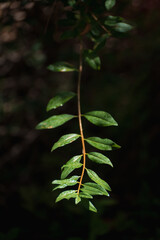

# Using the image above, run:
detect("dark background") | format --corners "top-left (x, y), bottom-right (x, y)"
top-left (0, 0), bottom-right (160, 240)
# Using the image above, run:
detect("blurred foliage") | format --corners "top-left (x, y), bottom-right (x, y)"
top-left (0, 0), bottom-right (160, 239)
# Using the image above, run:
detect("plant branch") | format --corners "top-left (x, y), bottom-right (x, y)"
top-left (91, 12), bottom-right (111, 36)
top-left (77, 40), bottom-right (86, 195)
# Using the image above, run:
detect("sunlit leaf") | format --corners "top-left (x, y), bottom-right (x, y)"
top-left (89, 201), bottom-right (97, 213)
top-left (86, 169), bottom-right (111, 191)
top-left (86, 137), bottom-right (120, 151)
top-left (82, 182), bottom-right (109, 196)
top-left (61, 155), bottom-right (82, 179)
top-left (105, 0), bottom-right (116, 10)
top-left (52, 175), bottom-right (80, 186)
top-left (83, 111), bottom-right (118, 127)
top-left (87, 152), bottom-right (113, 167)
top-left (36, 114), bottom-right (75, 130)
top-left (115, 22), bottom-right (133, 32)
top-left (75, 195), bottom-right (81, 204)
top-left (47, 62), bottom-right (78, 72)
top-left (51, 133), bottom-right (80, 151)
top-left (46, 92), bottom-right (76, 111)
top-left (79, 192), bottom-right (93, 199)
top-left (56, 190), bottom-right (77, 202)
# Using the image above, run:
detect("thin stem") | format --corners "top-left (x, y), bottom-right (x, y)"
top-left (91, 12), bottom-right (111, 36)
top-left (77, 40), bottom-right (86, 195)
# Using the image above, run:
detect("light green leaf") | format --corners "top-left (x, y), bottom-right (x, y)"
top-left (105, 0), bottom-right (116, 10)
top-left (89, 201), bottom-right (97, 213)
top-left (86, 137), bottom-right (121, 151)
top-left (84, 50), bottom-right (101, 70)
top-left (83, 111), bottom-right (118, 127)
top-left (115, 22), bottom-right (133, 33)
top-left (36, 114), bottom-right (75, 130)
top-left (61, 155), bottom-right (82, 179)
top-left (75, 195), bottom-right (81, 204)
top-left (46, 92), bottom-right (76, 111)
top-left (79, 192), bottom-right (93, 199)
top-left (51, 133), bottom-right (80, 151)
top-left (56, 190), bottom-right (77, 202)
top-left (86, 169), bottom-right (111, 191)
top-left (47, 62), bottom-right (78, 72)
top-left (87, 152), bottom-right (113, 167)
top-left (82, 182), bottom-right (110, 196)
top-left (52, 175), bottom-right (80, 186)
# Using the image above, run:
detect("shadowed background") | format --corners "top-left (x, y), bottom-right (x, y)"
top-left (0, 0), bottom-right (160, 240)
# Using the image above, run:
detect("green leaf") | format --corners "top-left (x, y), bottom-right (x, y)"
top-left (82, 182), bottom-right (110, 196)
top-left (93, 34), bottom-right (108, 52)
top-left (36, 114), bottom-right (75, 130)
top-left (87, 152), bottom-right (113, 167)
top-left (86, 169), bottom-right (111, 191)
top-left (46, 92), bottom-right (76, 111)
top-left (89, 201), bottom-right (97, 213)
top-left (61, 155), bottom-right (82, 179)
top-left (86, 137), bottom-right (120, 151)
top-left (75, 195), bottom-right (81, 204)
top-left (104, 15), bottom-right (122, 27)
top-left (56, 190), bottom-right (77, 202)
top-left (115, 22), bottom-right (133, 33)
top-left (47, 62), bottom-right (78, 72)
top-left (83, 111), bottom-right (118, 127)
top-left (84, 50), bottom-right (101, 70)
top-left (52, 175), bottom-right (80, 186)
top-left (51, 133), bottom-right (80, 151)
top-left (105, 0), bottom-right (116, 10)
top-left (79, 192), bottom-right (93, 199)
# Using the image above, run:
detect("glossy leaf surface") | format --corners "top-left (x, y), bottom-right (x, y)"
top-left (75, 195), bottom-right (81, 204)
top-left (52, 133), bottom-right (80, 151)
top-left (105, 0), bottom-right (116, 10)
top-left (56, 190), bottom-right (77, 202)
top-left (87, 152), bottom-right (113, 167)
top-left (46, 92), bottom-right (76, 111)
top-left (36, 114), bottom-right (75, 130)
top-left (47, 62), bottom-right (78, 72)
top-left (82, 182), bottom-right (109, 196)
top-left (61, 155), bottom-right (82, 179)
top-left (79, 192), bottom-right (93, 199)
top-left (52, 175), bottom-right (79, 186)
top-left (115, 22), bottom-right (133, 32)
top-left (84, 111), bottom-right (118, 127)
top-left (86, 169), bottom-right (111, 191)
top-left (86, 137), bottom-right (120, 151)
top-left (89, 201), bottom-right (97, 213)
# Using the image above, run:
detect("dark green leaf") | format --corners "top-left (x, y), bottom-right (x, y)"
top-left (83, 111), bottom-right (118, 127)
top-left (84, 50), bottom-right (101, 70)
top-left (86, 169), bottom-right (111, 191)
top-left (56, 190), bottom-right (77, 202)
top-left (104, 15), bottom-right (122, 27)
top-left (46, 92), bottom-right (76, 111)
top-left (87, 152), bottom-right (113, 167)
top-left (47, 62), bottom-right (78, 72)
top-left (51, 133), bottom-right (80, 151)
top-left (93, 34), bottom-right (108, 52)
top-left (82, 182), bottom-right (110, 196)
top-left (89, 201), bottom-right (97, 213)
top-left (115, 22), bottom-right (133, 32)
top-left (36, 114), bottom-right (75, 130)
top-left (105, 0), bottom-right (116, 10)
top-left (61, 155), bottom-right (82, 179)
top-left (86, 137), bottom-right (121, 151)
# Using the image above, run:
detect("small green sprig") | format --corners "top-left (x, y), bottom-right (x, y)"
top-left (36, 0), bottom-right (133, 212)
